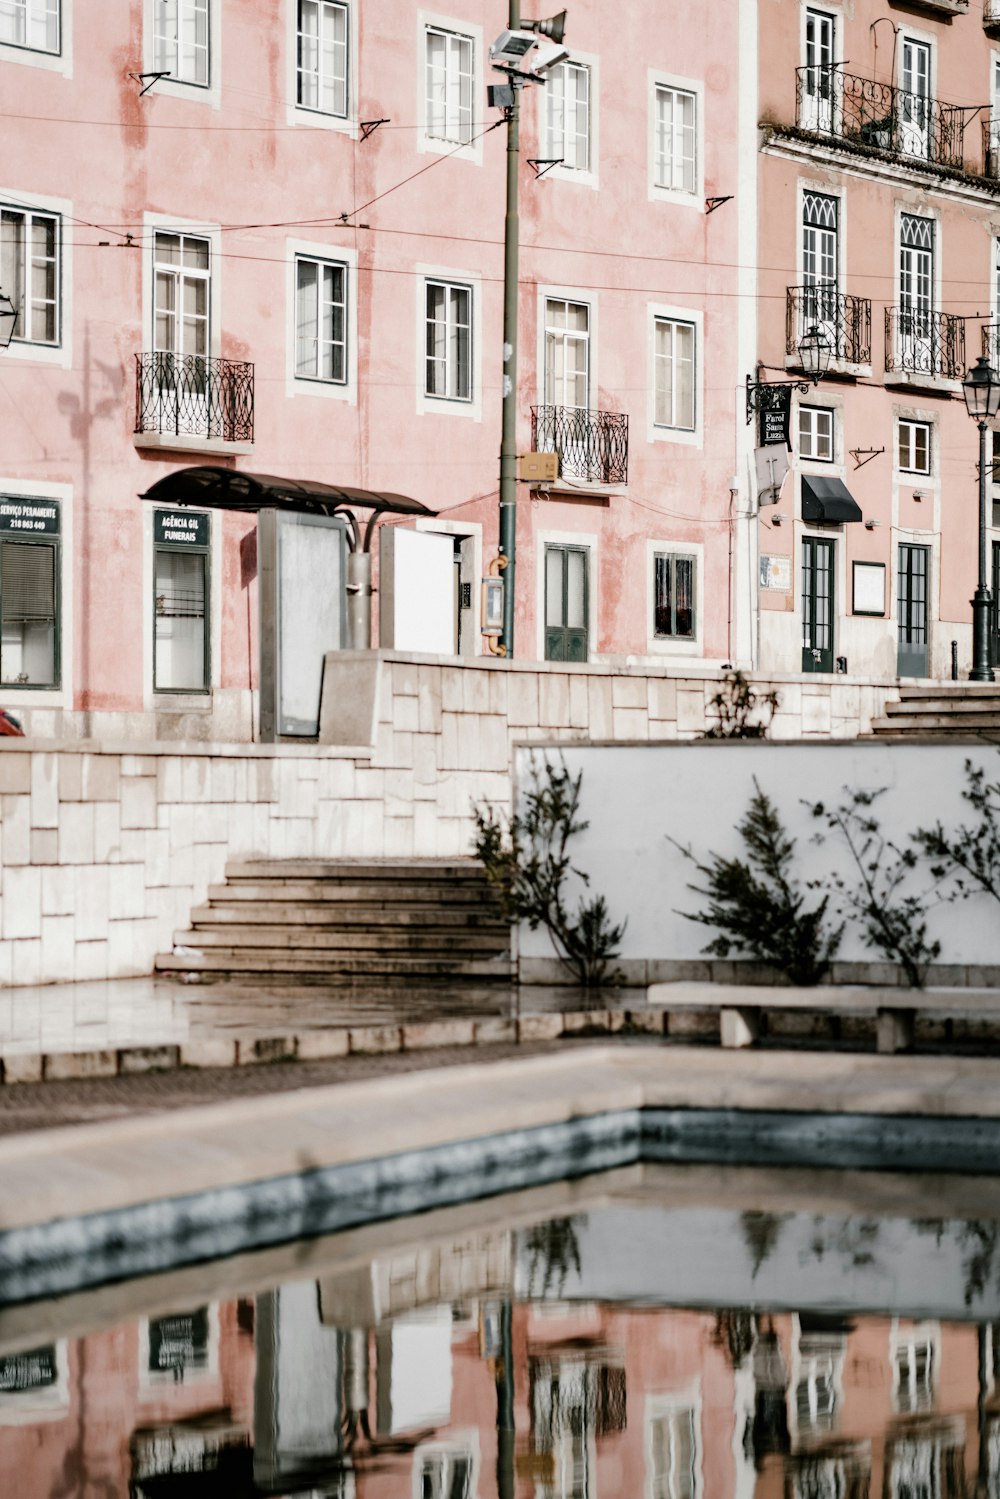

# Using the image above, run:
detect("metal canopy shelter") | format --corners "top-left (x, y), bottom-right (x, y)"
top-left (140, 465), bottom-right (437, 654)
top-left (801, 475), bottom-right (864, 525)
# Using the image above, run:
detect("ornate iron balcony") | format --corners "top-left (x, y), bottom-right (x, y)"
top-left (795, 67), bottom-right (966, 170)
top-left (982, 323), bottom-right (1000, 370)
top-left (786, 285), bottom-right (871, 367)
top-left (885, 307), bottom-right (965, 380)
top-left (531, 405), bottom-right (629, 485)
top-left (135, 352), bottom-right (254, 443)
top-left (985, 0), bottom-right (1000, 31)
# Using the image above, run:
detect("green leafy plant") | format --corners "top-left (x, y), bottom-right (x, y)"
top-left (703, 670), bottom-right (779, 740)
top-left (912, 754), bottom-right (1000, 907)
top-left (473, 755), bottom-right (626, 987)
top-left (809, 788), bottom-right (941, 989)
top-left (668, 778), bottom-right (842, 985)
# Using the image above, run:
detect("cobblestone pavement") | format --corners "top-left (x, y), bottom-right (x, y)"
top-left (0, 1038), bottom-right (603, 1137)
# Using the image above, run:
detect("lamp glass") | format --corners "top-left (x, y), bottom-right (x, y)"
top-left (0, 290), bottom-right (15, 351)
top-left (798, 323), bottom-right (832, 384)
top-left (963, 355), bottom-right (1000, 421)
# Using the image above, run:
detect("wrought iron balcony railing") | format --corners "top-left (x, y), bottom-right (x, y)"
top-left (531, 405), bottom-right (629, 485)
top-left (982, 323), bottom-right (1000, 370)
top-left (135, 352), bottom-right (255, 443)
top-left (795, 66), bottom-right (966, 170)
top-left (985, 0), bottom-right (1000, 31)
top-left (885, 306), bottom-right (965, 380)
top-left (983, 120), bottom-right (1000, 177)
top-left (786, 285), bottom-right (871, 367)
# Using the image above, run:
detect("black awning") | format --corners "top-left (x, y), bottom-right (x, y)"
top-left (139, 466), bottom-right (435, 521)
top-left (801, 475), bottom-right (863, 524)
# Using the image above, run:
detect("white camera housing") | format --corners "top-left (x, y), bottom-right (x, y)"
top-left (489, 29), bottom-right (570, 77)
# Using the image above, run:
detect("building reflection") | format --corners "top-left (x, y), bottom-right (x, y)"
top-left (1, 1221), bottom-right (1000, 1497)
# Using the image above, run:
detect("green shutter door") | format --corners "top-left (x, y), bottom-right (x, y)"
top-left (545, 544), bottom-right (589, 662)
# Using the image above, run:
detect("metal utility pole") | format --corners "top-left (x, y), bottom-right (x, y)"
top-left (498, 0), bottom-right (521, 659)
top-left (972, 417), bottom-right (996, 682)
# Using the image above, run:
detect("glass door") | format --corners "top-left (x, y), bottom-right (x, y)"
top-left (899, 215), bottom-right (934, 373)
top-left (992, 540), bottom-right (1000, 670)
top-left (802, 537), bottom-right (835, 673)
top-left (545, 544), bottom-right (589, 662)
top-left (803, 10), bottom-right (836, 133)
top-left (802, 192), bottom-right (839, 357)
top-left (897, 543), bottom-right (929, 678)
top-left (899, 39), bottom-right (931, 160)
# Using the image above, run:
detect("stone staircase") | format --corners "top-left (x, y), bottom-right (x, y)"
top-left (155, 858), bottom-right (514, 986)
top-left (869, 683), bottom-right (1000, 737)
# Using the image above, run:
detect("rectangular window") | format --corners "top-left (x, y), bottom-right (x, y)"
top-left (654, 85), bottom-right (696, 193)
top-left (544, 298), bottom-right (590, 409)
top-left (425, 279), bottom-right (471, 400)
top-left (154, 510), bottom-right (209, 692)
top-left (545, 61), bottom-right (590, 172)
top-left (898, 419), bottom-right (931, 475)
top-left (153, 0), bottom-right (209, 86)
top-left (799, 405), bottom-right (834, 461)
top-left (0, 496), bottom-right (60, 688)
top-left (0, 0), bottom-right (59, 53)
top-left (425, 25), bottom-right (473, 145)
top-left (295, 256), bottom-right (346, 382)
top-left (0, 206), bottom-right (59, 345)
top-left (654, 317), bottom-right (696, 431)
top-left (654, 553), bottom-right (695, 639)
top-left (154, 231), bottom-right (210, 357)
top-left (297, 0), bottom-right (348, 117)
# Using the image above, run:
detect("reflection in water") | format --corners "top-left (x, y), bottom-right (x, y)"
top-left (5, 1199), bottom-right (1000, 1496)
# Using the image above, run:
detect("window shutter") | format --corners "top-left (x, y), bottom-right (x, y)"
top-left (1, 543), bottom-right (55, 623)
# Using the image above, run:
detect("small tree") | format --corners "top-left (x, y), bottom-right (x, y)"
top-left (473, 755), bottom-right (626, 987)
top-left (669, 778), bottom-right (842, 985)
top-left (912, 754), bottom-right (1000, 908)
top-left (810, 788), bottom-right (941, 989)
top-left (703, 671), bottom-right (779, 740)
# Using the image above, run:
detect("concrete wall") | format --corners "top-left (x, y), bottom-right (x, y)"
top-left (516, 738), bottom-right (1000, 981)
top-left (0, 653), bottom-right (893, 987)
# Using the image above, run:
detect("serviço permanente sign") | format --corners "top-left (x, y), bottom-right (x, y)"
top-left (155, 510), bottom-right (210, 547)
top-left (0, 498), bottom-right (60, 536)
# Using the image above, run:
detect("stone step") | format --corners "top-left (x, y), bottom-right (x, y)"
top-left (204, 881), bottom-right (493, 905)
top-left (190, 902), bottom-right (504, 928)
top-left (870, 714), bottom-right (1000, 733)
top-left (885, 698), bottom-right (1000, 715)
top-left (172, 924), bottom-right (509, 954)
top-left (225, 859), bottom-right (487, 882)
top-left (894, 684), bottom-right (1000, 700)
top-left (154, 949), bottom-right (514, 979)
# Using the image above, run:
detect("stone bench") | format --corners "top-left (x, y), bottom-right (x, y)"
top-left (646, 982), bottom-right (1000, 1055)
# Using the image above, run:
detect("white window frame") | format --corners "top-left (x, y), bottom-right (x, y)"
top-left (0, 188), bottom-right (71, 369)
top-left (649, 70), bottom-right (703, 207)
top-left (645, 1389), bottom-right (702, 1499)
top-left (798, 404), bottom-right (835, 463)
top-left (144, 0), bottom-right (219, 105)
top-left (542, 51), bottom-right (599, 190)
top-left (286, 240), bottom-right (357, 403)
top-left (648, 303), bottom-right (703, 448)
top-left (412, 1436), bottom-right (480, 1499)
top-left (646, 539), bottom-right (703, 656)
top-left (541, 292), bottom-right (593, 412)
top-left (536, 527), bottom-right (598, 663)
top-left (138, 1304), bottom-right (220, 1390)
top-left (890, 1320), bottom-right (939, 1415)
top-left (292, 252), bottom-right (349, 387)
top-left (418, 12), bottom-right (482, 164)
top-left (0, 478), bottom-right (72, 709)
top-left (892, 202), bottom-right (946, 381)
top-left (424, 277), bottom-right (473, 403)
top-left (416, 263), bottom-right (482, 420)
top-left (898, 417), bottom-right (931, 476)
top-left (287, 0), bottom-right (356, 133)
top-left (0, 0), bottom-right (70, 74)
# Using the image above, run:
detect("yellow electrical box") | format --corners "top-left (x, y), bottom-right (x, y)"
top-left (518, 451), bottom-right (559, 483)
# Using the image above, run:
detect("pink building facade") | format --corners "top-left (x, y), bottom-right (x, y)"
top-left (754, 0), bottom-right (1000, 681)
top-left (0, 0), bottom-right (747, 742)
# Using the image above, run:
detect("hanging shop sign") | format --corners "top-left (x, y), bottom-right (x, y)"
top-left (758, 384), bottom-right (793, 448)
top-left (0, 497), bottom-right (61, 536)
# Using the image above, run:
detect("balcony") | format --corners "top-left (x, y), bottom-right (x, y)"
top-left (134, 352), bottom-right (255, 454)
top-left (985, 0), bottom-right (1000, 34)
top-left (795, 67), bottom-right (966, 171)
top-left (982, 323), bottom-right (1000, 369)
top-left (530, 406), bottom-right (629, 486)
top-left (885, 307), bottom-right (965, 382)
top-left (893, 0), bottom-right (968, 13)
top-left (786, 285), bottom-right (871, 370)
top-left (983, 120), bottom-right (1000, 177)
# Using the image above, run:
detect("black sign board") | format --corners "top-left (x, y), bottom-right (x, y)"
top-left (758, 385), bottom-right (793, 449)
top-left (0, 1345), bottom-right (58, 1394)
top-left (0, 498), bottom-right (60, 536)
top-left (149, 1309), bottom-right (210, 1376)
top-left (155, 511), bottom-right (210, 548)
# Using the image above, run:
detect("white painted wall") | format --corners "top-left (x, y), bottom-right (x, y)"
top-left (516, 741), bottom-right (1000, 967)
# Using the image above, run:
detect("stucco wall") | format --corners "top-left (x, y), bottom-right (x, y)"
top-left (0, 653), bottom-right (893, 987)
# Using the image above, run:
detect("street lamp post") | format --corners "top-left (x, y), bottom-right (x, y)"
top-left (962, 355), bottom-right (1000, 683)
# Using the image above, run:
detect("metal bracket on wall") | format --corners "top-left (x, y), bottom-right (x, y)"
top-left (129, 71), bottom-right (172, 96)
top-left (528, 158), bottom-right (564, 178)
top-left (850, 447), bottom-right (884, 470)
top-left (360, 118), bottom-right (390, 141)
top-left (745, 374), bottom-right (810, 426)
top-left (705, 196), bottom-right (734, 215)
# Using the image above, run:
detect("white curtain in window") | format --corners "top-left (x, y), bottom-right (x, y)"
top-left (298, 0), bottom-right (348, 116)
top-left (425, 28), bottom-right (473, 143)
top-left (654, 319), bottom-right (695, 430)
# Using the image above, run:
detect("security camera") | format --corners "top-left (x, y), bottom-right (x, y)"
top-left (529, 40), bottom-right (570, 74)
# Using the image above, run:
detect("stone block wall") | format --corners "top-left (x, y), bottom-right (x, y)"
top-left (0, 653), bottom-right (894, 986)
